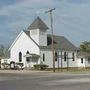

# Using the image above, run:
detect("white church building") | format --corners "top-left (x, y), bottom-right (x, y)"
top-left (4, 16), bottom-right (90, 69)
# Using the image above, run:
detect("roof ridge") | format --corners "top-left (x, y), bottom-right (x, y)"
top-left (24, 30), bottom-right (40, 48)
top-left (47, 34), bottom-right (64, 37)
top-left (28, 16), bottom-right (49, 30)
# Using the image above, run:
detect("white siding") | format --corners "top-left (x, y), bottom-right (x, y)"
top-left (40, 50), bottom-right (53, 68)
top-left (85, 58), bottom-right (90, 67)
top-left (55, 51), bottom-right (78, 68)
top-left (77, 58), bottom-right (85, 67)
top-left (40, 50), bottom-right (78, 68)
top-left (39, 30), bottom-right (47, 46)
top-left (67, 52), bottom-right (78, 67)
top-left (30, 29), bottom-right (47, 46)
top-left (30, 29), bottom-right (39, 45)
top-left (10, 31), bottom-right (40, 67)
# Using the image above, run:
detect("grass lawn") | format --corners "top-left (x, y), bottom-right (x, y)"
top-left (47, 68), bottom-right (90, 74)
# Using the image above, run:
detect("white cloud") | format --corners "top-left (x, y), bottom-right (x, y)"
top-left (0, 0), bottom-right (55, 31)
top-left (22, 0), bottom-right (52, 3)
top-left (0, 0), bottom-right (54, 16)
top-left (1, 0), bottom-right (90, 45)
top-left (66, 0), bottom-right (90, 3)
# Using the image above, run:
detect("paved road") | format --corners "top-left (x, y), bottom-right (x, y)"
top-left (0, 71), bottom-right (90, 90)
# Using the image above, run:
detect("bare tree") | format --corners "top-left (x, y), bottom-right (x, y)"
top-left (0, 45), bottom-right (9, 58)
top-left (0, 45), bottom-right (4, 57)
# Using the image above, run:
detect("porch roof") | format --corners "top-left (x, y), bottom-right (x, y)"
top-left (24, 53), bottom-right (40, 58)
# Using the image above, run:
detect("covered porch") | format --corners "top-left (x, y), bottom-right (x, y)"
top-left (24, 53), bottom-right (40, 68)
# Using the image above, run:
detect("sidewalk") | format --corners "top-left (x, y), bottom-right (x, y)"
top-left (0, 70), bottom-right (52, 75)
top-left (0, 70), bottom-right (90, 76)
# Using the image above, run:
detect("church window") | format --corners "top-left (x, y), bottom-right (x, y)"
top-left (64, 52), bottom-right (67, 61)
top-left (27, 51), bottom-right (29, 54)
top-left (19, 52), bottom-right (22, 62)
top-left (43, 54), bottom-right (45, 61)
top-left (72, 52), bottom-right (75, 61)
top-left (88, 58), bottom-right (90, 64)
top-left (55, 52), bottom-right (58, 61)
top-left (26, 51), bottom-right (30, 62)
top-left (81, 58), bottom-right (83, 64)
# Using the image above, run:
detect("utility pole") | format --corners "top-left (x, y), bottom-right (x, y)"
top-left (45, 8), bottom-right (56, 72)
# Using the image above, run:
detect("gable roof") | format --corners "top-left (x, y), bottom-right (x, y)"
top-left (9, 31), bottom-right (23, 50)
top-left (9, 31), bottom-right (39, 50)
top-left (28, 16), bottom-right (49, 30)
top-left (77, 51), bottom-right (90, 57)
top-left (24, 31), bottom-right (78, 51)
top-left (24, 31), bottom-right (39, 47)
top-left (40, 35), bottom-right (78, 51)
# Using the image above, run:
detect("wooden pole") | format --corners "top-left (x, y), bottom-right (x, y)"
top-left (58, 51), bottom-right (59, 72)
top-left (67, 52), bottom-right (69, 71)
top-left (61, 51), bottom-right (63, 72)
top-left (45, 8), bottom-right (56, 72)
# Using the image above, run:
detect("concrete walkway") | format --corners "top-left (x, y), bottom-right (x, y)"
top-left (0, 70), bottom-right (90, 76)
top-left (0, 70), bottom-right (52, 75)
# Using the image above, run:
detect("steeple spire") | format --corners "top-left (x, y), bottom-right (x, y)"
top-left (28, 16), bottom-right (49, 30)
top-left (28, 17), bottom-right (48, 46)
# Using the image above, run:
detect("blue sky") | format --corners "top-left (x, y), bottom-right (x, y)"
top-left (0, 0), bottom-right (90, 47)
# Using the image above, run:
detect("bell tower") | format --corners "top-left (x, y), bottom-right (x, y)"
top-left (27, 16), bottom-right (49, 46)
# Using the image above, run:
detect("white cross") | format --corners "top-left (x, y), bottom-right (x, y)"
top-left (37, 10), bottom-right (39, 16)
top-left (36, 10), bottom-right (39, 16)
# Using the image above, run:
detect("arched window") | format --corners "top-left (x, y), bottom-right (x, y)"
top-left (26, 51), bottom-right (30, 62)
top-left (81, 58), bottom-right (83, 64)
top-left (64, 52), bottom-right (67, 61)
top-left (19, 52), bottom-right (22, 62)
top-left (43, 53), bottom-right (45, 61)
top-left (55, 52), bottom-right (58, 61)
top-left (27, 51), bottom-right (29, 54)
top-left (72, 52), bottom-right (75, 61)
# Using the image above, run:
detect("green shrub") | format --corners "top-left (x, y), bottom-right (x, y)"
top-left (2, 62), bottom-right (10, 69)
top-left (34, 64), bottom-right (48, 70)
top-left (16, 63), bottom-right (24, 70)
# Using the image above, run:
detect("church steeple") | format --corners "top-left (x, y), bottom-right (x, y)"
top-left (28, 16), bottom-right (48, 46)
top-left (28, 16), bottom-right (49, 30)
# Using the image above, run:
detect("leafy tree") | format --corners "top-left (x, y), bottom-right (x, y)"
top-left (80, 41), bottom-right (90, 53)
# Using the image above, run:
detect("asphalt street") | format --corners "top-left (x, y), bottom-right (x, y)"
top-left (0, 71), bottom-right (90, 90)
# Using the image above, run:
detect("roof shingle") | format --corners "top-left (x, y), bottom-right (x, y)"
top-left (24, 31), bottom-right (78, 51)
top-left (40, 35), bottom-right (78, 51)
top-left (28, 16), bottom-right (49, 30)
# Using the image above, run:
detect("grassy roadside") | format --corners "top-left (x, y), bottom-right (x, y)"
top-left (47, 68), bottom-right (90, 74)
top-left (0, 68), bottom-right (90, 75)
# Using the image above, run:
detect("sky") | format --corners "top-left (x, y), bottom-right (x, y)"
top-left (0, 0), bottom-right (90, 47)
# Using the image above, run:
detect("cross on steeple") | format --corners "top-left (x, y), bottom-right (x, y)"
top-left (36, 10), bottom-right (39, 16)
